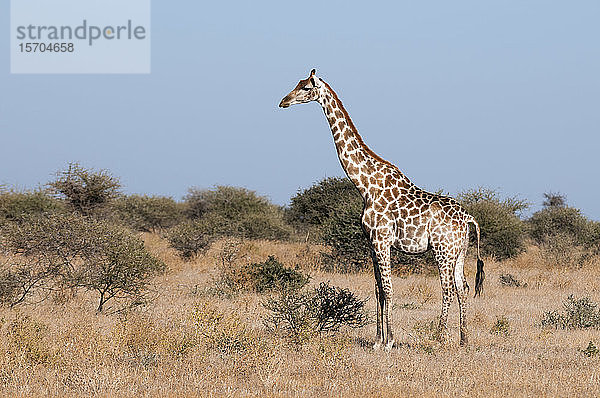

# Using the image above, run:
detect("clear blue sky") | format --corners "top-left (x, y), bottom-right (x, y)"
top-left (1, 1), bottom-right (599, 219)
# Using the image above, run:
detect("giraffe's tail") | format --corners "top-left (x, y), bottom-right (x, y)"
top-left (467, 215), bottom-right (485, 297)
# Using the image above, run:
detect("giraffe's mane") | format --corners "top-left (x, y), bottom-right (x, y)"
top-left (321, 80), bottom-right (399, 171)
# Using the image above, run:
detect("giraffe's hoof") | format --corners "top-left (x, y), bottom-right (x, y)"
top-left (373, 342), bottom-right (382, 350)
top-left (384, 340), bottom-right (395, 352)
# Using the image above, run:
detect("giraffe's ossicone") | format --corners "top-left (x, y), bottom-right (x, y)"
top-left (280, 69), bottom-right (485, 349)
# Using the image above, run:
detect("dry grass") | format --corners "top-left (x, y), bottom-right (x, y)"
top-left (1, 234), bottom-right (600, 397)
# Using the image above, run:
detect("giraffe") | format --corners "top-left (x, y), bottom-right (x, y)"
top-left (279, 69), bottom-right (485, 350)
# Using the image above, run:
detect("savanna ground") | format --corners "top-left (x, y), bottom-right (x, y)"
top-left (1, 234), bottom-right (599, 397)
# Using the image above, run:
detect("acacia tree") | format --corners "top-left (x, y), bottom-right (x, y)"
top-left (0, 213), bottom-right (165, 311)
top-left (48, 163), bottom-right (121, 214)
top-left (77, 221), bottom-right (165, 312)
top-left (0, 260), bottom-right (57, 308)
top-left (543, 192), bottom-right (567, 208)
top-left (0, 213), bottom-right (91, 306)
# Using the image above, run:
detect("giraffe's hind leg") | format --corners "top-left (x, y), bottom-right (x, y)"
top-left (435, 250), bottom-right (457, 345)
top-left (454, 247), bottom-right (468, 346)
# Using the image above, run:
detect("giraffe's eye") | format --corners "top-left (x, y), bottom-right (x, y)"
top-left (302, 86), bottom-right (311, 91)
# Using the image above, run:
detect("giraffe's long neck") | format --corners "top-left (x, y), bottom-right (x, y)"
top-left (317, 81), bottom-right (409, 198)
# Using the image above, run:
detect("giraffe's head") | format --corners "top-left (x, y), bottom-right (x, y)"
top-left (279, 69), bottom-right (321, 108)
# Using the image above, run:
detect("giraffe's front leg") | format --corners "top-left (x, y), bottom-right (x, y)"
top-left (372, 253), bottom-right (384, 350)
top-left (373, 281), bottom-right (383, 350)
top-left (374, 242), bottom-right (394, 351)
top-left (382, 279), bottom-right (394, 350)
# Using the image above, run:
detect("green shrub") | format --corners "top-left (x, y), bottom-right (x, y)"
top-left (164, 220), bottom-right (215, 259)
top-left (286, 177), bottom-right (360, 229)
top-left (458, 187), bottom-right (529, 214)
top-left (490, 316), bottom-right (511, 336)
top-left (582, 341), bottom-right (600, 358)
top-left (184, 185), bottom-right (272, 220)
top-left (111, 194), bottom-right (184, 232)
top-left (182, 186), bottom-right (292, 242)
top-left (205, 239), bottom-right (250, 297)
top-left (319, 198), bottom-right (370, 271)
top-left (0, 188), bottom-right (63, 223)
top-left (48, 163), bottom-right (121, 215)
top-left (248, 256), bottom-right (309, 293)
top-left (238, 212), bottom-right (293, 240)
top-left (592, 223), bottom-right (600, 250)
top-left (529, 206), bottom-right (597, 248)
top-left (166, 209), bottom-right (288, 259)
top-left (529, 200), bottom-right (599, 266)
top-left (0, 213), bottom-right (165, 311)
top-left (541, 295), bottom-right (600, 329)
top-left (210, 250), bottom-right (309, 297)
top-left (263, 289), bottom-right (313, 346)
top-left (306, 282), bottom-right (370, 333)
top-left (263, 281), bottom-right (369, 345)
top-left (457, 188), bottom-right (528, 260)
top-left (538, 232), bottom-right (593, 267)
